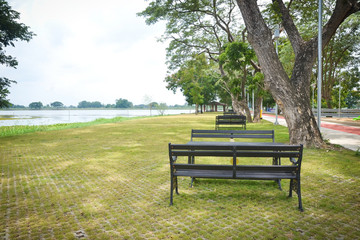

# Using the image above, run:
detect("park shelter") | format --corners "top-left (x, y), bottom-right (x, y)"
top-left (206, 102), bottom-right (227, 112)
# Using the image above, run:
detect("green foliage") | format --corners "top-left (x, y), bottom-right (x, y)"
top-left (165, 54), bottom-right (219, 106)
top-left (346, 91), bottom-right (360, 109)
top-left (29, 101), bottom-right (43, 109)
top-left (219, 42), bottom-right (255, 69)
top-left (218, 41), bottom-right (257, 97)
top-left (0, 0), bottom-right (34, 107)
top-left (0, 77), bottom-right (16, 108)
top-left (0, 0), bottom-right (34, 66)
top-left (321, 13), bottom-right (360, 108)
top-left (115, 98), bottom-right (133, 108)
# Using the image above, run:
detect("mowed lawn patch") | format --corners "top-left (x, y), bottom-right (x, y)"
top-left (1, 113), bottom-right (359, 239)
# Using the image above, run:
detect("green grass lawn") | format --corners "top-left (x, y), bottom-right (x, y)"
top-left (1, 113), bottom-right (359, 239)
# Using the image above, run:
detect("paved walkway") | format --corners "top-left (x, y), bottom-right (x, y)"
top-left (262, 113), bottom-right (360, 151)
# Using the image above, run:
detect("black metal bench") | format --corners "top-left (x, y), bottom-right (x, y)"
top-left (215, 115), bottom-right (246, 130)
top-left (191, 129), bottom-right (274, 142)
top-left (168, 143), bottom-right (304, 211)
top-left (223, 111), bottom-right (237, 115)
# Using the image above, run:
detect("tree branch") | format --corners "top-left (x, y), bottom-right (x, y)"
top-left (273, 0), bottom-right (304, 55)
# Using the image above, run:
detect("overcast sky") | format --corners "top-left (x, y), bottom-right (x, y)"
top-left (2, 0), bottom-right (186, 107)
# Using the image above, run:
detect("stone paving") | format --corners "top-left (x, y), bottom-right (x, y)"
top-left (1, 115), bottom-right (359, 239)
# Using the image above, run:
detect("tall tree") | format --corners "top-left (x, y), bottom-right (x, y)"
top-left (0, 0), bottom-right (34, 108)
top-left (235, 0), bottom-right (360, 147)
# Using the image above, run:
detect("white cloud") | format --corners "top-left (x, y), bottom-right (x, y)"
top-left (3, 0), bottom-right (186, 106)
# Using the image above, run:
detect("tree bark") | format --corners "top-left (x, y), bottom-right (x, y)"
top-left (235, 0), bottom-right (359, 147)
top-left (253, 97), bottom-right (262, 123)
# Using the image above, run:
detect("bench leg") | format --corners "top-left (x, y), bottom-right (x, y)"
top-left (170, 175), bottom-right (174, 206)
top-left (190, 177), bottom-right (195, 187)
top-left (276, 179), bottom-right (282, 191)
top-left (288, 179), bottom-right (293, 198)
top-left (296, 179), bottom-right (303, 212)
top-left (288, 179), bottom-right (303, 211)
top-left (175, 177), bottom-right (179, 195)
top-left (273, 157), bottom-right (282, 190)
top-left (170, 175), bottom-right (179, 206)
top-left (298, 189), bottom-right (303, 211)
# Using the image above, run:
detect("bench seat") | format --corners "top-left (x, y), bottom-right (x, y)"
top-left (174, 164), bottom-right (297, 179)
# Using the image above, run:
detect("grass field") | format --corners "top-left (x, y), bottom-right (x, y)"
top-left (0, 113), bottom-right (359, 239)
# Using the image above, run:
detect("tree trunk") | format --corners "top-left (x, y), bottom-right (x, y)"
top-left (195, 103), bottom-right (199, 114)
top-left (230, 93), bottom-right (253, 123)
top-left (253, 97), bottom-right (262, 123)
top-left (240, 99), bottom-right (253, 123)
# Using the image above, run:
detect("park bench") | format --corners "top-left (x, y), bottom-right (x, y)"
top-left (223, 111), bottom-right (237, 115)
top-left (215, 115), bottom-right (246, 130)
top-left (191, 129), bottom-right (274, 142)
top-left (168, 142), bottom-right (304, 211)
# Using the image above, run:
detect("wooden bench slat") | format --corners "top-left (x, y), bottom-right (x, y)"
top-left (192, 130), bottom-right (271, 134)
top-left (174, 170), bottom-right (296, 179)
top-left (175, 170), bottom-right (234, 178)
top-left (192, 134), bottom-right (273, 139)
top-left (174, 163), bottom-right (297, 172)
top-left (191, 129), bottom-right (274, 142)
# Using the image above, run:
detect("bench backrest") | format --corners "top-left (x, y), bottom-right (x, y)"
top-left (216, 115), bottom-right (246, 121)
top-left (169, 143), bottom-right (303, 168)
top-left (191, 129), bottom-right (275, 142)
top-left (223, 111), bottom-right (237, 115)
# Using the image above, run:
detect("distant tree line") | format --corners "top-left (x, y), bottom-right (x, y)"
top-left (17, 99), bottom-right (187, 110)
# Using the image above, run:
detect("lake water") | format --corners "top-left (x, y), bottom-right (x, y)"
top-left (0, 109), bottom-right (195, 126)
